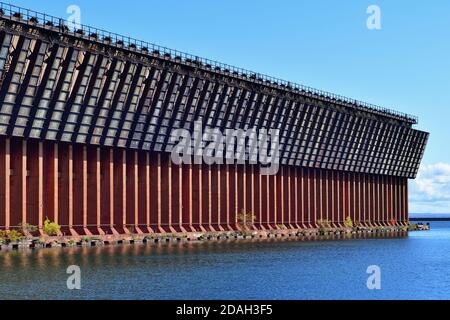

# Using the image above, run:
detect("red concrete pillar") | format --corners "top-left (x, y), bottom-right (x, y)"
top-left (294, 167), bottom-right (299, 228)
top-left (218, 164), bottom-right (227, 231)
top-left (379, 175), bottom-right (387, 226)
top-left (335, 171), bottom-right (340, 226)
top-left (112, 149), bottom-right (126, 233)
top-left (86, 146), bottom-right (98, 234)
top-left (253, 165), bottom-right (262, 230)
top-left (316, 170), bottom-right (322, 226)
top-left (403, 178), bottom-right (408, 224)
top-left (226, 164), bottom-right (233, 230)
top-left (233, 164), bottom-right (239, 229)
top-left (87, 146), bottom-right (104, 235)
top-left (246, 165), bottom-right (256, 230)
top-left (58, 144), bottom-right (68, 235)
top-left (82, 146), bottom-right (91, 235)
top-left (99, 148), bottom-right (113, 234)
top-left (301, 167), bottom-right (307, 228)
top-left (303, 169), bottom-right (309, 227)
top-left (394, 176), bottom-right (399, 225)
top-left (214, 164), bottom-right (223, 231)
top-left (405, 178), bottom-right (409, 222)
top-left (125, 150), bottom-right (138, 233)
top-left (287, 166), bottom-right (293, 228)
top-left (284, 166), bottom-right (290, 227)
top-left (361, 173), bottom-right (367, 226)
top-left (263, 171), bottom-right (271, 229)
top-left (181, 163), bottom-right (194, 231)
top-left (386, 176), bottom-right (392, 224)
top-left (377, 175), bottom-right (381, 226)
top-left (356, 173), bottom-right (361, 226)
top-left (137, 151), bottom-right (152, 233)
top-left (170, 160), bottom-right (182, 232)
top-left (346, 172), bottom-right (351, 224)
top-left (191, 164), bottom-right (201, 231)
top-left (366, 174), bottom-right (372, 226)
top-left (159, 153), bottom-right (171, 233)
top-left (148, 152), bottom-right (158, 232)
top-left (236, 164), bottom-right (244, 230)
top-left (198, 163), bottom-right (207, 232)
top-left (350, 172), bottom-right (355, 225)
top-left (71, 145), bottom-right (83, 234)
top-left (0, 138), bottom-right (9, 230)
top-left (271, 170), bottom-right (277, 228)
top-left (203, 163), bottom-right (211, 231)
top-left (330, 170), bottom-right (335, 227)
top-left (10, 139), bottom-right (25, 229)
top-left (318, 170), bottom-right (323, 225)
top-left (280, 166), bottom-right (285, 227)
top-left (38, 142), bottom-right (44, 233)
top-left (325, 170), bottom-right (331, 227)
top-left (42, 142), bottom-right (58, 231)
top-left (26, 140), bottom-right (39, 231)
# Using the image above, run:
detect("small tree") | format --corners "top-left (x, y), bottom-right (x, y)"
top-left (18, 222), bottom-right (38, 236)
top-left (43, 217), bottom-right (61, 236)
top-left (344, 216), bottom-right (353, 229)
top-left (237, 209), bottom-right (255, 230)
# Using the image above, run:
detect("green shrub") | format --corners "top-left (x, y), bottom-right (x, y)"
top-left (43, 217), bottom-right (61, 236)
top-left (344, 216), bottom-right (353, 229)
top-left (0, 229), bottom-right (24, 243)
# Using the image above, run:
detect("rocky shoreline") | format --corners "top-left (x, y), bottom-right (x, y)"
top-left (0, 224), bottom-right (426, 251)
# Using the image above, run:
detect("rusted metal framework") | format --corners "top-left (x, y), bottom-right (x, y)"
top-left (0, 3), bottom-right (428, 235)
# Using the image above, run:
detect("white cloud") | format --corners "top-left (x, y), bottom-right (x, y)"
top-left (409, 163), bottom-right (450, 213)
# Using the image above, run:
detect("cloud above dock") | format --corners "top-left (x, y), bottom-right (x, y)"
top-left (410, 163), bottom-right (450, 213)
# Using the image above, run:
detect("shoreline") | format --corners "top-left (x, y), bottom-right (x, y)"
top-left (0, 225), bottom-right (417, 252)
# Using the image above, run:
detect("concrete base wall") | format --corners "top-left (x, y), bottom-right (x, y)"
top-left (0, 136), bottom-right (409, 235)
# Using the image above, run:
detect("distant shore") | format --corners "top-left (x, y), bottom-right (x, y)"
top-left (410, 218), bottom-right (450, 221)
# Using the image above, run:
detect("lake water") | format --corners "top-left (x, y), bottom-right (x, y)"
top-left (1, 221), bottom-right (449, 300)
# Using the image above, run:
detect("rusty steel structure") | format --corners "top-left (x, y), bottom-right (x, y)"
top-left (0, 3), bottom-right (428, 235)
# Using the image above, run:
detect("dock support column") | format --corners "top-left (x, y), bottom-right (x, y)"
top-left (109, 149), bottom-right (118, 235)
top-left (179, 164), bottom-right (187, 232)
top-left (68, 145), bottom-right (78, 236)
top-left (53, 144), bottom-right (59, 227)
top-left (294, 167), bottom-right (299, 228)
top-left (217, 165), bottom-right (224, 231)
top-left (21, 140), bottom-right (27, 227)
top-left (144, 153), bottom-right (153, 233)
top-left (82, 146), bottom-right (92, 235)
top-left (133, 151), bottom-right (144, 234)
top-left (157, 153), bottom-right (164, 233)
top-left (96, 148), bottom-right (104, 235)
top-left (38, 142), bottom-right (44, 234)
top-left (5, 138), bottom-right (10, 230)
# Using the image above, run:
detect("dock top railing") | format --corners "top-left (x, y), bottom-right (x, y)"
top-left (0, 1), bottom-right (418, 124)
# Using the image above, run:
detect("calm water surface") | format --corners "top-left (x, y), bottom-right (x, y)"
top-left (1, 221), bottom-right (449, 300)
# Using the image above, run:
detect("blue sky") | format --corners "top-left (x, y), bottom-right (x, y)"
top-left (9, 0), bottom-right (450, 213)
